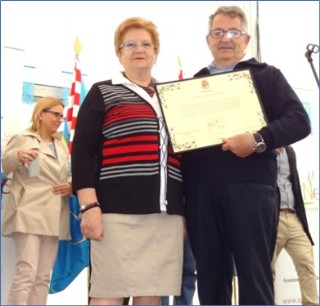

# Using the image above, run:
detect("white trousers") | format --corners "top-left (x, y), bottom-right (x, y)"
top-left (7, 233), bottom-right (59, 305)
top-left (272, 212), bottom-right (318, 305)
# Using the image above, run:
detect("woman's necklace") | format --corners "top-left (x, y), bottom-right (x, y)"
top-left (123, 72), bottom-right (154, 96)
top-left (139, 81), bottom-right (154, 97)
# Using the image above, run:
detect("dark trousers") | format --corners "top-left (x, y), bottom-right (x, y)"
top-left (185, 182), bottom-right (278, 305)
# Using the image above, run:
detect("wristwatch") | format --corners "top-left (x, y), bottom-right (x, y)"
top-left (253, 133), bottom-right (266, 153)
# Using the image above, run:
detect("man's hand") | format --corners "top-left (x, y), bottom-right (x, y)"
top-left (221, 133), bottom-right (255, 158)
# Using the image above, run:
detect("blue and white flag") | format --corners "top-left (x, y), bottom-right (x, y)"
top-left (49, 47), bottom-right (89, 293)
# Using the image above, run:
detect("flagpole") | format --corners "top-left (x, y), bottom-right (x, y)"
top-left (72, 37), bottom-right (91, 304)
top-left (73, 36), bottom-right (91, 304)
top-left (49, 37), bottom-right (90, 301)
top-left (66, 36), bottom-right (82, 153)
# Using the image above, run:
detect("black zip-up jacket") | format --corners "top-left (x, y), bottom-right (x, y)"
top-left (285, 146), bottom-right (314, 245)
top-left (182, 58), bottom-right (311, 187)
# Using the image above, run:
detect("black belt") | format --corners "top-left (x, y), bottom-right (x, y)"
top-left (280, 208), bottom-right (295, 214)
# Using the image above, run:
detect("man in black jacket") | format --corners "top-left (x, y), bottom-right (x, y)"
top-left (272, 146), bottom-right (318, 304)
top-left (182, 5), bottom-right (311, 305)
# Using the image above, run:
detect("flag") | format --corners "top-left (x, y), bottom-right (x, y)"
top-left (178, 56), bottom-right (183, 80)
top-left (49, 197), bottom-right (89, 293)
top-left (65, 64), bottom-right (81, 153)
top-left (49, 38), bottom-right (90, 294)
top-left (1, 172), bottom-right (9, 202)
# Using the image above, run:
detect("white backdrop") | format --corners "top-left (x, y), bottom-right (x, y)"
top-left (1, 1), bottom-right (258, 85)
top-left (1, 1), bottom-right (319, 305)
top-left (259, 2), bottom-right (319, 304)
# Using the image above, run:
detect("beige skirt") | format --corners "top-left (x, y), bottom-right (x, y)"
top-left (89, 212), bottom-right (184, 298)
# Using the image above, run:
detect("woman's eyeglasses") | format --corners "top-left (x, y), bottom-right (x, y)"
top-left (43, 110), bottom-right (65, 120)
top-left (119, 41), bottom-right (155, 51)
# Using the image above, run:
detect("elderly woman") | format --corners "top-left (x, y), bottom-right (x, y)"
top-left (2, 96), bottom-right (72, 305)
top-left (71, 17), bottom-right (184, 305)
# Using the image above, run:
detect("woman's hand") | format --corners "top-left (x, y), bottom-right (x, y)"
top-left (81, 208), bottom-right (104, 241)
top-left (18, 149), bottom-right (38, 165)
top-left (76, 188), bottom-right (103, 240)
top-left (53, 182), bottom-right (72, 196)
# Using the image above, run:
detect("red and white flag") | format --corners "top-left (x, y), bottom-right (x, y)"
top-left (65, 57), bottom-right (81, 153)
top-left (178, 56), bottom-right (184, 80)
top-left (49, 38), bottom-right (89, 295)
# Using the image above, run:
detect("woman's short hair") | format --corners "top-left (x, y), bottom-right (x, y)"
top-left (114, 17), bottom-right (160, 55)
top-left (29, 96), bottom-right (64, 132)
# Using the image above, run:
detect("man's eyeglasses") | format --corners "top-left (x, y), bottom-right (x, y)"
top-left (43, 110), bottom-right (65, 120)
top-left (209, 29), bottom-right (246, 39)
top-left (119, 41), bottom-right (155, 51)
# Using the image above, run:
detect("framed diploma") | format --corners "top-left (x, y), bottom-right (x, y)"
top-left (155, 69), bottom-right (267, 153)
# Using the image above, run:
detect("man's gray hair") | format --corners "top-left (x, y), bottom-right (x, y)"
top-left (208, 6), bottom-right (248, 33)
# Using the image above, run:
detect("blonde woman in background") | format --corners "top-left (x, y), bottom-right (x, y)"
top-left (2, 96), bottom-right (72, 305)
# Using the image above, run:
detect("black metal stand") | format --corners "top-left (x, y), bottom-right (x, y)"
top-left (305, 44), bottom-right (319, 88)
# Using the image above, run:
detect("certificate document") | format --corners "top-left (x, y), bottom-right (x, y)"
top-left (155, 69), bottom-right (267, 153)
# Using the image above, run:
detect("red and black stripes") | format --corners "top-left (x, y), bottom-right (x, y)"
top-left (97, 84), bottom-right (182, 182)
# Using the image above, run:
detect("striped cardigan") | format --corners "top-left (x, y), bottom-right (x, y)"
top-left (72, 79), bottom-right (184, 215)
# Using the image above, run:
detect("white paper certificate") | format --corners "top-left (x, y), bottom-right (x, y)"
top-left (155, 69), bottom-right (267, 153)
